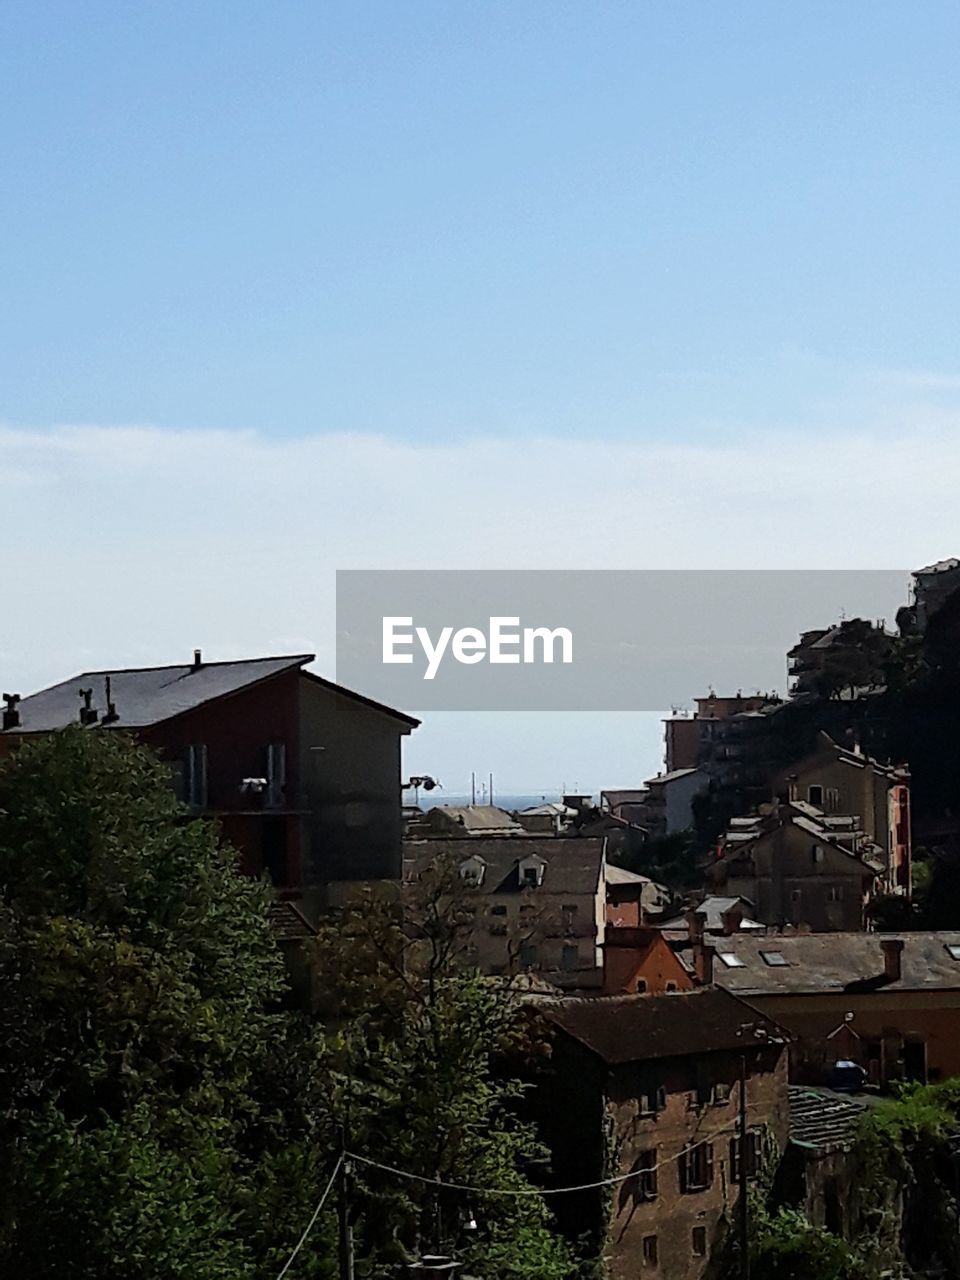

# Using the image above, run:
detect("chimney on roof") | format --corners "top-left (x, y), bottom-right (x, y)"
top-left (78, 688), bottom-right (98, 726)
top-left (2, 693), bottom-right (21, 731)
top-left (192, 649), bottom-right (203, 671)
top-left (881, 937), bottom-right (904, 982)
top-left (685, 906), bottom-right (706, 946)
top-left (101, 676), bottom-right (119, 725)
top-left (719, 902), bottom-right (743, 936)
top-left (694, 940), bottom-right (715, 986)
top-left (686, 908), bottom-right (714, 985)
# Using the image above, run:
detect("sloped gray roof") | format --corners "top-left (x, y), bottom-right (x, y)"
top-left (403, 836), bottom-right (605, 896)
top-left (658, 895), bottom-right (764, 934)
top-left (644, 768), bottom-right (702, 787)
top-left (604, 864), bottom-right (659, 887)
top-left (711, 932), bottom-right (960, 995)
top-left (601, 789), bottom-right (650, 805)
top-left (3, 654), bottom-right (420, 733)
top-left (4, 655), bottom-right (313, 732)
top-left (427, 805), bottom-right (526, 834)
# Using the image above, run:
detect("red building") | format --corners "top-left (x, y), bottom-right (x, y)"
top-left (0, 651), bottom-right (418, 908)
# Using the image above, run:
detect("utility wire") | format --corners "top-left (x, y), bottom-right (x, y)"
top-left (274, 1100), bottom-right (766, 1272)
top-left (347, 1113), bottom-right (752, 1197)
top-left (275, 1153), bottom-right (344, 1280)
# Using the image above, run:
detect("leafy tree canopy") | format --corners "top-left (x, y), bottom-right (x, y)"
top-left (0, 728), bottom-right (336, 1280)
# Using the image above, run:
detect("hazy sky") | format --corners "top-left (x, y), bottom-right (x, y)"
top-left (2, 4), bottom-right (959, 788)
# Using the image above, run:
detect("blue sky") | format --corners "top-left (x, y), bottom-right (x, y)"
top-left (3, 1), bottom-right (960, 438)
top-left (2, 3), bottom-right (959, 789)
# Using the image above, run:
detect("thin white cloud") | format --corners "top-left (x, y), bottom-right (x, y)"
top-left (0, 405), bottom-right (954, 788)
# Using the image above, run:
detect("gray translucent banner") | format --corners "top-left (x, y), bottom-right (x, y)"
top-left (336, 570), bottom-right (909, 712)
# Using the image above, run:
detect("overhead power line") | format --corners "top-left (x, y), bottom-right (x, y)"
top-left (347, 1113), bottom-right (753, 1197)
top-left (275, 1153), bottom-right (343, 1280)
top-left (274, 1106), bottom-right (764, 1276)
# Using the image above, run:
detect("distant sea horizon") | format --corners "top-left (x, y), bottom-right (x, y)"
top-left (403, 790), bottom-right (598, 812)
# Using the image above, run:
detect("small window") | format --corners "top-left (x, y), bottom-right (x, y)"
top-left (665, 981), bottom-right (678, 992)
top-left (184, 744), bottom-right (208, 808)
top-left (459, 858), bottom-right (485, 887)
top-left (946, 944), bottom-right (960, 961)
top-left (718, 952), bottom-right (745, 968)
top-left (635, 977), bottom-right (648, 993)
top-left (561, 943), bottom-right (578, 972)
top-left (828, 885), bottom-right (843, 903)
top-left (489, 904), bottom-right (507, 936)
top-left (634, 1150), bottom-right (658, 1201)
top-left (519, 858), bottom-right (545, 888)
top-left (640, 1082), bottom-right (666, 1115)
top-left (759, 950), bottom-right (789, 967)
top-left (642, 1235), bottom-right (658, 1267)
top-left (808, 784), bottom-right (824, 807)
top-left (811, 844), bottom-right (825, 865)
top-left (790, 888), bottom-right (802, 902)
top-left (561, 903), bottom-right (577, 931)
top-left (265, 742), bottom-right (286, 808)
top-left (691, 1226), bottom-right (707, 1257)
top-left (679, 1142), bottom-right (714, 1193)
top-left (518, 941), bottom-right (539, 970)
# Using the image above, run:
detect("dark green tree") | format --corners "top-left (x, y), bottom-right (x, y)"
top-left (0, 728), bottom-right (337, 1280)
top-left (746, 1209), bottom-right (869, 1280)
top-left (313, 858), bottom-right (578, 1279)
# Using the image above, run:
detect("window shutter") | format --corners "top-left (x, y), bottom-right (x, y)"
top-left (266, 742), bottom-right (286, 807)
top-left (705, 1143), bottom-right (715, 1187)
top-left (186, 744), bottom-right (208, 807)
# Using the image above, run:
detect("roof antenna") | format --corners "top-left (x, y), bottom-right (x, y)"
top-left (102, 675), bottom-right (119, 725)
top-left (2, 693), bottom-right (21, 731)
top-left (78, 688), bottom-right (99, 727)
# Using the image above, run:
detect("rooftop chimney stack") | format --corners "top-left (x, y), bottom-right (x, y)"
top-left (881, 937), bottom-right (904, 982)
top-left (192, 649), bottom-right (203, 671)
top-left (694, 940), bottom-right (715, 986)
top-left (686, 908), bottom-right (714, 985)
top-left (78, 688), bottom-right (98, 727)
top-left (101, 675), bottom-right (119, 725)
top-left (2, 693), bottom-right (21, 731)
top-left (685, 906), bottom-right (706, 947)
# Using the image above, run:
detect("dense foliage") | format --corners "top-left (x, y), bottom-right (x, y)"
top-left (747, 1208), bottom-right (869, 1280)
top-left (313, 862), bottom-right (577, 1278)
top-left (0, 728), bottom-right (336, 1280)
top-left (0, 732), bottom-right (577, 1279)
top-left (853, 1079), bottom-right (960, 1276)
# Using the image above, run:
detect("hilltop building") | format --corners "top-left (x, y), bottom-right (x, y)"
top-left (0, 652), bottom-right (418, 904)
top-left (772, 731), bottom-right (911, 898)
top-left (709, 799), bottom-right (881, 931)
